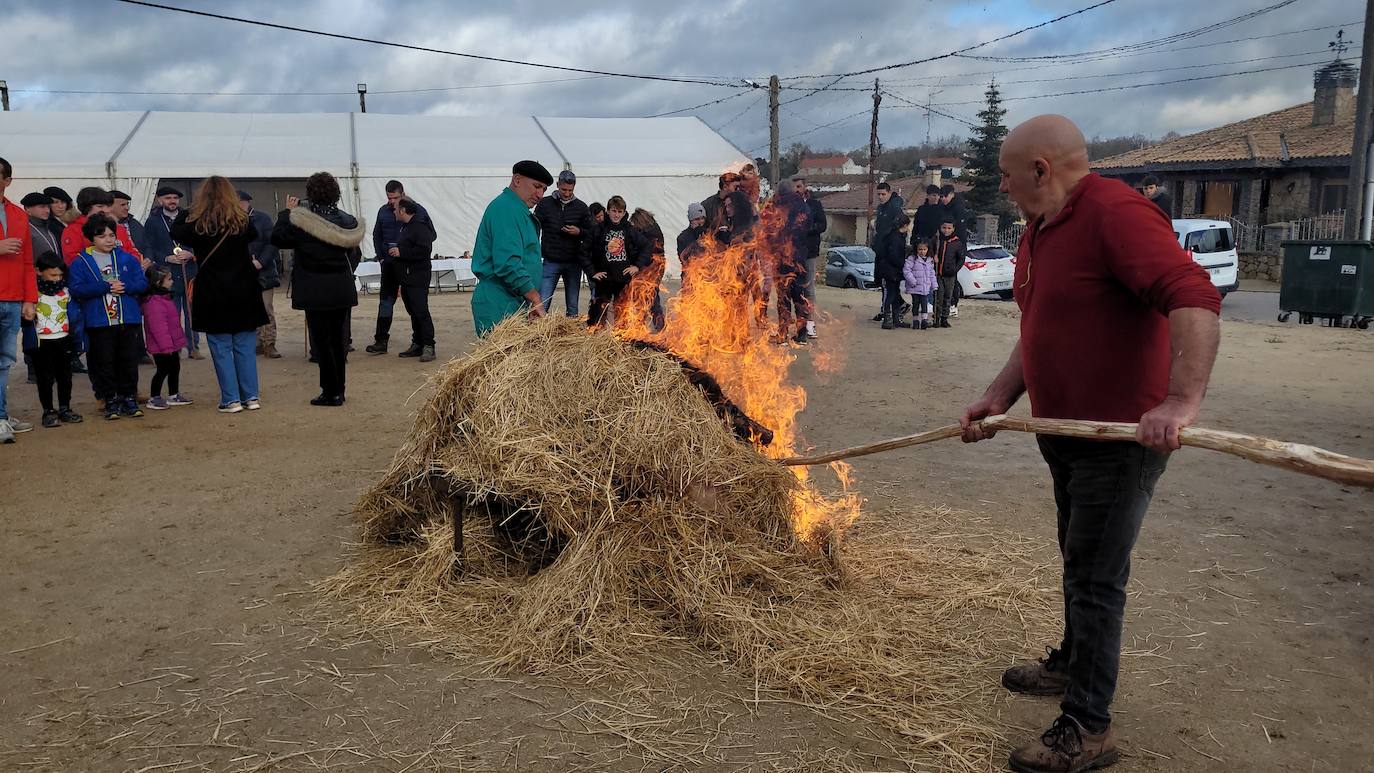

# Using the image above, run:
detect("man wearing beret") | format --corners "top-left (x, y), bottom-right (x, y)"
top-left (143, 185), bottom-right (202, 358)
top-left (470, 160), bottom-right (551, 335)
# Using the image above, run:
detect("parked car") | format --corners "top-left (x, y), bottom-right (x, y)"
top-left (957, 243), bottom-right (1016, 300)
top-left (1172, 219), bottom-right (1239, 297)
top-left (824, 245), bottom-right (879, 289)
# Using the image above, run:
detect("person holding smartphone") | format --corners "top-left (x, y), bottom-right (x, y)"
top-left (532, 169), bottom-right (591, 318)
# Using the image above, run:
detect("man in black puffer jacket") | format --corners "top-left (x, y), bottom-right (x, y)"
top-left (533, 170), bottom-right (591, 317)
top-left (392, 199), bottom-right (437, 362)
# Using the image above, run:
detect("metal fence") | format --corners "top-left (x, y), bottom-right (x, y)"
top-left (997, 222), bottom-right (1026, 249)
top-left (1224, 210), bottom-right (1345, 254)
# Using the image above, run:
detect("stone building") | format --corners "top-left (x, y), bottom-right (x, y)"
top-left (1091, 60), bottom-right (1356, 227)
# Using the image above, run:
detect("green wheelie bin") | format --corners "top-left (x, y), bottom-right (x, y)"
top-left (1278, 240), bottom-right (1374, 329)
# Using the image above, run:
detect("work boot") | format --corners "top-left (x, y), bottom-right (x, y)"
top-left (881, 311), bottom-right (894, 330)
top-left (365, 338), bottom-right (388, 355)
top-left (419, 345), bottom-right (436, 363)
top-left (397, 343), bottom-right (424, 358)
top-left (1003, 647), bottom-right (1070, 696)
top-left (1009, 715), bottom-right (1118, 773)
top-left (262, 343), bottom-right (282, 359)
top-left (70, 355), bottom-right (87, 374)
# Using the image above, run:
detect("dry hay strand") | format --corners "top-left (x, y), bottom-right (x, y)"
top-left (325, 316), bottom-right (1052, 771)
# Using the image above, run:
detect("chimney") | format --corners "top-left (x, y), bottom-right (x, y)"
top-left (1313, 60), bottom-right (1357, 126)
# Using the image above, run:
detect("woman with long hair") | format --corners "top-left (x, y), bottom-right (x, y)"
top-left (270, 172), bottom-right (365, 406)
top-left (170, 175), bottom-right (268, 414)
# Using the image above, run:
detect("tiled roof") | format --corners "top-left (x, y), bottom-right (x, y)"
top-left (924, 156), bottom-right (965, 167)
top-left (815, 176), bottom-right (970, 213)
top-left (1093, 102), bottom-right (1353, 171)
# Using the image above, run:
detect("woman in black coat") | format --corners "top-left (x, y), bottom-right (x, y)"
top-left (270, 172), bottom-right (365, 406)
top-left (170, 175), bottom-right (269, 413)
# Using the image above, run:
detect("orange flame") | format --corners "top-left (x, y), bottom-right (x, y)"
top-left (609, 196), bottom-right (862, 543)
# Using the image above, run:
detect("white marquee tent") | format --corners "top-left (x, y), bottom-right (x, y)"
top-left (1, 110), bottom-right (751, 274)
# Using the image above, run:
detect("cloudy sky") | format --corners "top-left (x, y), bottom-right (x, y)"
top-left (4, 0), bottom-right (1361, 155)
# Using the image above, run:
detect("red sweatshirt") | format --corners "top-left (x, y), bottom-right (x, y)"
top-left (0, 198), bottom-right (38, 303)
top-left (61, 214), bottom-right (143, 265)
top-left (1014, 173), bottom-right (1221, 423)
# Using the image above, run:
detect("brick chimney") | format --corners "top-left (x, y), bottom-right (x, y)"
top-left (1313, 60), bottom-right (1357, 126)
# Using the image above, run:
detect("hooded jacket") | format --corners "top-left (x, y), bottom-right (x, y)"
top-left (581, 215), bottom-right (651, 285)
top-left (902, 253), bottom-right (937, 296)
top-left (870, 192), bottom-right (905, 250)
top-left (933, 232), bottom-right (966, 278)
top-left (141, 291), bottom-right (187, 355)
top-left (271, 204), bottom-right (366, 312)
top-left (533, 193), bottom-right (591, 264)
top-left (68, 245), bottom-right (148, 327)
top-left (395, 213), bottom-right (438, 287)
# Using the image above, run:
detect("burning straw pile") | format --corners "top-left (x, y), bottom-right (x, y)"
top-left (328, 207), bottom-right (1051, 770)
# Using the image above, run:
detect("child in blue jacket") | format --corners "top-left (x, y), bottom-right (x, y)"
top-left (68, 214), bottom-right (148, 420)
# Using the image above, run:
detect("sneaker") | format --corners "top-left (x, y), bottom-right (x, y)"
top-left (218, 401), bottom-right (244, 414)
top-left (0, 419), bottom-right (13, 443)
top-left (1002, 647), bottom-right (1071, 696)
top-left (121, 399), bottom-right (144, 418)
top-left (871, 311), bottom-right (884, 322)
top-left (8, 416), bottom-right (33, 433)
top-left (244, 398), bottom-right (261, 411)
top-left (365, 340), bottom-right (388, 355)
top-left (41, 410), bottom-right (61, 429)
top-left (310, 393), bottom-right (345, 407)
top-left (1009, 715), bottom-right (1118, 773)
top-left (397, 344), bottom-right (423, 358)
top-left (806, 321), bottom-right (817, 338)
top-left (950, 304), bottom-right (959, 318)
top-left (146, 396), bottom-right (170, 411)
top-left (70, 356), bottom-right (87, 374)
top-left (104, 405), bottom-right (121, 421)
top-left (167, 393), bottom-right (194, 406)
top-left (58, 407), bottom-right (83, 424)
top-left (419, 345), bottom-right (436, 363)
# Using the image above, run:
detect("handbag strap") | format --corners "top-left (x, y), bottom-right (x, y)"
top-left (197, 231), bottom-right (232, 270)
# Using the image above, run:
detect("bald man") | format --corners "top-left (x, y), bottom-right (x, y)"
top-left (960, 115), bottom-right (1220, 773)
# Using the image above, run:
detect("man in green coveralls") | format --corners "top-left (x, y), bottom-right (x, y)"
top-left (471, 160), bottom-right (554, 335)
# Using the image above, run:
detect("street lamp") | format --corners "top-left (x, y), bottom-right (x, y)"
top-left (357, 83), bottom-right (367, 113)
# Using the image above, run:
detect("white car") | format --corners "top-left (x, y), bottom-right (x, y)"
top-left (957, 243), bottom-right (1016, 300)
top-left (1172, 219), bottom-right (1239, 297)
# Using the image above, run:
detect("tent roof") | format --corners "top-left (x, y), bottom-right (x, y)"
top-left (2, 110), bottom-right (748, 180)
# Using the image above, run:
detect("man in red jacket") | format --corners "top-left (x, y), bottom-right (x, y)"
top-left (60, 187), bottom-right (144, 266)
top-left (960, 115), bottom-right (1220, 773)
top-left (0, 156), bottom-right (40, 442)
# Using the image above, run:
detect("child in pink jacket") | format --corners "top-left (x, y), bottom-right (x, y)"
top-left (141, 265), bottom-right (192, 410)
top-left (902, 239), bottom-right (938, 330)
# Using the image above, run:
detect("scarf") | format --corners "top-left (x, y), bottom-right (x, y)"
top-left (37, 278), bottom-right (67, 295)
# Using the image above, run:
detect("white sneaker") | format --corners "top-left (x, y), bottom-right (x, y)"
top-left (806, 321), bottom-right (817, 338)
top-left (7, 416), bottom-right (33, 433)
top-left (950, 305), bottom-right (959, 318)
top-left (217, 402), bottom-right (244, 414)
top-left (244, 398), bottom-right (261, 411)
top-left (167, 393), bottom-right (194, 406)
top-left (0, 419), bottom-right (13, 444)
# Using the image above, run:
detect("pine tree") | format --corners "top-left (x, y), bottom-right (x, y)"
top-left (962, 81), bottom-right (1016, 227)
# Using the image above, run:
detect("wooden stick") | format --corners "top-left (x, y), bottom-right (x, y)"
top-left (779, 414), bottom-right (1374, 489)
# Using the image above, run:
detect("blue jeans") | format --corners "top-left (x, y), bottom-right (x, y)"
top-left (172, 291), bottom-right (200, 352)
top-left (205, 331), bottom-right (260, 406)
top-left (540, 261), bottom-right (583, 317)
top-left (0, 301), bottom-right (19, 420)
top-left (1037, 436), bottom-right (1168, 733)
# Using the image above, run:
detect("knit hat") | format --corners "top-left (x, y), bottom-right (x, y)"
top-left (21, 192), bottom-right (51, 208)
top-left (687, 202), bottom-right (706, 221)
top-left (512, 160), bottom-right (554, 186)
top-left (155, 185), bottom-right (183, 198)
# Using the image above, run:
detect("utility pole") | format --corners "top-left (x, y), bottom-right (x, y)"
top-left (0, 81), bottom-right (9, 112)
top-left (1345, 3), bottom-right (1374, 239)
top-left (357, 83), bottom-right (368, 113)
top-left (768, 75), bottom-right (780, 192)
top-left (924, 82), bottom-right (944, 146)
top-left (865, 78), bottom-right (882, 237)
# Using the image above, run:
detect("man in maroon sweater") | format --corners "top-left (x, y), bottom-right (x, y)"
top-left (960, 115), bottom-right (1220, 773)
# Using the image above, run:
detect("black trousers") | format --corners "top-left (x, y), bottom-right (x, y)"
top-left (306, 309), bottom-right (349, 398)
top-left (880, 278), bottom-right (904, 317)
top-left (399, 282), bottom-right (435, 347)
top-left (1037, 436), bottom-right (1169, 733)
top-left (151, 353), bottom-right (181, 397)
top-left (32, 337), bottom-right (74, 411)
top-left (86, 324), bottom-right (143, 401)
top-left (775, 269), bottom-right (811, 332)
top-left (587, 278), bottom-right (629, 327)
top-left (936, 275), bottom-right (958, 321)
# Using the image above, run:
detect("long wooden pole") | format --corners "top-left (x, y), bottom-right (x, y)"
top-left (778, 414), bottom-right (1374, 489)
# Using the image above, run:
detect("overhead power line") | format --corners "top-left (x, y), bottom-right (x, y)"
top-left (650, 89), bottom-right (752, 118)
top-left (114, 0), bottom-right (748, 88)
top-left (13, 75), bottom-right (610, 97)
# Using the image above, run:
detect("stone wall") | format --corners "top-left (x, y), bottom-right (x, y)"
top-left (1239, 251), bottom-right (1282, 282)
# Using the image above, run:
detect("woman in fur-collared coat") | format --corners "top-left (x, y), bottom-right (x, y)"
top-left (270, 172), bottom-right (365, 406)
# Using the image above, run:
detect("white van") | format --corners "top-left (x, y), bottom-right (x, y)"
top-left (1172, 219), bottom-right (1240, 297)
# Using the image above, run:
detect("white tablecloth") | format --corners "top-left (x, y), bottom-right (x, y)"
top-left (354, 258), bottom-right (475, 293)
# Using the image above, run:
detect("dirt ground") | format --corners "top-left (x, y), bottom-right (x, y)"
top-left (2, 284), bottom-right (1371, 772)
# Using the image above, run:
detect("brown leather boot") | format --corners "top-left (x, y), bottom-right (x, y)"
top-left (262, 343), bottom-right (282, 359)
top-left (1010, 715), bottom-right (1118, 773)
top-left (1003, 647), bottom-right (1070, 696)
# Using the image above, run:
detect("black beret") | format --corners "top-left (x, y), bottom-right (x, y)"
top-left (21, 192), bottom-right (51, 207)
top-left (109, 189), bottom-right (131, 201)
top-left (43, 186), bottom-right (72, 204)
top-left (155, 185), bottom-right (183, 198)
top-left (512, 160), bottom-right (553, 186)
